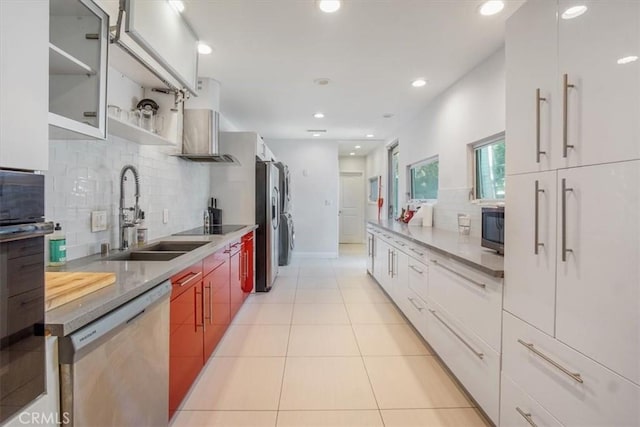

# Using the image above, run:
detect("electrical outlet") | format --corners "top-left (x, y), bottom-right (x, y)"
top-left (163, 209), bottom-right (169, 224)
top-left (91, 211), bottom-right (107, 232)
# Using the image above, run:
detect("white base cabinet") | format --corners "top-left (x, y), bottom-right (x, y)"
top-left (369, 224), bottom-right (503, 425)
top-left (502, 312), bottom-right (640, 427)
top-left (500, 374), bottom-right (563, 427)
top-left (428, 252), bottom-right (503, 353)
top-left (426, 298), bottom-right (500, 424)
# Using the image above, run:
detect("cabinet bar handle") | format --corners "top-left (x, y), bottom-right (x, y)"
top-left (176, 271), bottom-right (202, 287)
top-left (516, 407), bottom-right (538, 427)
top-left (410, 247), bottom-right (425, 257)
top-left (367, 237), bottom-right (372, 256)
top-left (536, 88), bottom-right (547, 163)
top-left (395, 240), bottom-right (407, 247)
top-left (561, 178), bottom-right (573, 262)
top-left (429, 309), bottom-right (484, 359)
top-left (388, 249), bottom-right (392, 276)
top-left (407, 297), bottom-right (424, 311)
top-left (517, 339), bottom-right (583, 383)
top-left (431, 260), bottom-right (486, 288)
top-left (391, 250), bottom-right (396, 278)
top-left (409, 264), bottom-right (424, 275)
top-left (534, 180), bottom-right (545, 255)
top-left (194, 286), bottom-right (205, 332)
top-left (562, 74), bottom-right (575, 157)
top-left (204, 282), bottom-right (212, 324)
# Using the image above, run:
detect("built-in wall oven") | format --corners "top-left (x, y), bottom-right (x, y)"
top-left (0, 170), bottom-right (53, 424)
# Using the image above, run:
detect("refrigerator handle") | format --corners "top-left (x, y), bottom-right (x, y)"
top-left (272, 187), bottom-right (280, 229)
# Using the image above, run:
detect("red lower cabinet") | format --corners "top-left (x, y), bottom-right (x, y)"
top-left (168, 236), bottom-right (254, 420)
top-left (203, 256), bottom-right (230, 359)
top-left (229, 240), bottom-right (243, 319)
top-left (169, 263), bottom-right (204, 419)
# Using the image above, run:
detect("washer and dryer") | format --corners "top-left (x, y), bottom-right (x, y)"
top-left (275, 162), bottom-right (294, 266)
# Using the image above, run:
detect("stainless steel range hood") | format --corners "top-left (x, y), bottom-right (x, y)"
top-left (176, 110), bottom-right (240, 164)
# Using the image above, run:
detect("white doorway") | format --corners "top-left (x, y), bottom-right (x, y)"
top-left (339, 172), bottom-right (365, 243)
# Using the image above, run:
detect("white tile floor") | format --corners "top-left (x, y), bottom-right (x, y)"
top-left (171, 245), bottom-right (490, 427)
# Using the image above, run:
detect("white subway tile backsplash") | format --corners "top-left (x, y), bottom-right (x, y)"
top-left (432, 188), bottom-right (482, 237)
top-left (45, 136), bottom-right (211, 261)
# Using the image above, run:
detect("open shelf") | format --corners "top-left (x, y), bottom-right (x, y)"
top-left (108, 116), bottom-right (175, 146)
top-left (49, 43), bottom-right (95, 75)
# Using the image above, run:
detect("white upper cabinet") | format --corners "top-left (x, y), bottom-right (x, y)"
top-left (49, 0), bottom-right (109, 140)
top-left (504, 171), bottom-right (557, 336)
top-left (507, 0), bottom-right (640, 174)
top-left (0, 0), bottom-right (49, 171)
top-left (556, 160), bottom-right (640, 385)
top-left (506, 0), bottom-right (558, 175)
top-left (557, 0), bottom-right (640, 168)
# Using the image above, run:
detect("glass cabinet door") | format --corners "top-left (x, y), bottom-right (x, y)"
top-left (49, 0), bottom-right (108, 139)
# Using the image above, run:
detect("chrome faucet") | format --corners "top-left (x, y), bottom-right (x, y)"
top-left (119, 165), bottom-right (141, 250)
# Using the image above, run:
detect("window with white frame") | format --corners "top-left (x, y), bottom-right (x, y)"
top-left (409, 157), bottom-right (439, 200)
top-left (368, 177), bottom-right (379, 203)
top-left (473, 134), bottom-right (505, 200)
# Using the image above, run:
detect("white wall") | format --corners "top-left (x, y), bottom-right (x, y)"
top-left (366, 48), bottom-right (505, 236)
top-left (45, 136), bottom-right (211, 260)
top-left (267, 139), bottom-right (339, 257)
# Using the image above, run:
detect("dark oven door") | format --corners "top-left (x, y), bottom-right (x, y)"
top-left (0, 235), bottom-right (46, 424)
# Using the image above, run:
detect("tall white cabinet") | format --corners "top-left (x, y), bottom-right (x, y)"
top-left (504, 1), bottom-right (640, 425)
top-left (0, 0), bottom-right (49, 171)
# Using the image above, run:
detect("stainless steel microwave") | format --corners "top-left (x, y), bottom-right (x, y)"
top-left (481, 207), bottom-right (504, 254)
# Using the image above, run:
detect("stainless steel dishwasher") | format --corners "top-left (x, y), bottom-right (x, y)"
top-left (58, 281), bottom-right (171, 426)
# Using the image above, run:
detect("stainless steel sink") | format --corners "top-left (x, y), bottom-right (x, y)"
top-left (107, 251), bottom-right (187, 261)
top-left (138, 241), bottom-right (209, 252)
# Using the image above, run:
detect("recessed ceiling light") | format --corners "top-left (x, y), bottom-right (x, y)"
top-left (479, 1), bottom-right (504, 16)
top-left (169, 0), bottom-right (185, 13)
top-left (349, 152), bottom-right (355, 156)
top-left (561, 5), bottom-right (587, 20)
top-left (383, 113), bottom-right (394, 118)
top-left (617, 55), bottom-right (638, 65)
top-left (318, 0), bottom-right (341, 13)
top-left (411, 78), bottom-right (427, 88)
top-left (313, 133), bottom-right (321, 137)
top-left (366, 134), bottom-right (375, 138)
top-left (355, 145), bottom-right (361, 149)
top-left (313, 112), bottom-right (325, 119)
top-left (314, 78), bottom-right (331, 86)
top-left (197, 43), bottom-right (212, 55)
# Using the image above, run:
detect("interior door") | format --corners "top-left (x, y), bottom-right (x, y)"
top-left (339, 172), bottom-right (365, 243)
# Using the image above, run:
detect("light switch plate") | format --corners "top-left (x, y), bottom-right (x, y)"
top-left (91, 211), bottom-right (107, 232)
top-left (163, 209), bottom-right (169, 224)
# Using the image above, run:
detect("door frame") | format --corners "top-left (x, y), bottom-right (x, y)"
top-left (388, 141), bottom-right (400, 220)
top-left (339, 170), bottom-right (366, 244)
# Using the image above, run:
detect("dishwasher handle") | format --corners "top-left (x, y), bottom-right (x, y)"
top-left (58, 280), bottom-right (171, 364)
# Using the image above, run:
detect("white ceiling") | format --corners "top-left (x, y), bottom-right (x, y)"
top-left (183, 0), bottom-right (523, 142)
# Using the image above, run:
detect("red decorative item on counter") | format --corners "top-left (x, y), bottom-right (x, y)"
top-left (403, 210), bottom-right (415, 223)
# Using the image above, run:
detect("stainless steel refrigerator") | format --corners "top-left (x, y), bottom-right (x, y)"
top-left (255, 161), bottom-right (280, 292)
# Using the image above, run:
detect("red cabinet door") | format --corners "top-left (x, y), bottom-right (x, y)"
top-left (203, 256), bottom-right (230, 360)
top-left (229, 246), bottom-right (243, 320)
top-left (241, 232), bottom-right (255, 297)
top-left (169, 276), bottom-right (203, 418)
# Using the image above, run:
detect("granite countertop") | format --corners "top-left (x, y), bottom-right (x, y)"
top-left (368, 220), bottom-right (504, 278)
top-left (45, 225), bottom-right (257, 337)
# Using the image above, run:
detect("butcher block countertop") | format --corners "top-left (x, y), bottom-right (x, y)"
top-left (45, 272), bottom-right (116, 311)
top-left (44, 225), bottom-right (257, 337)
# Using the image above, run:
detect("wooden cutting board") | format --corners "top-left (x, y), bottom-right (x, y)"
top-left (45, 272), bottom-right (116, 311)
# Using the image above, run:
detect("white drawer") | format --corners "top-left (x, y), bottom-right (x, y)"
top-left (502, 312), bottom-right (640, 427)
top-left (428, 252), bottom-right (503, 352)
top-left (396, 285), bottom-right (429, 341)
top-left (426, 298), bottom-right (500, 424)
top-left (500, 374), bottom-right (563, 427)
top-left (407, 257), bottom-right (428, 303)
top-left (406, 242), bottom-right (430, 265)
